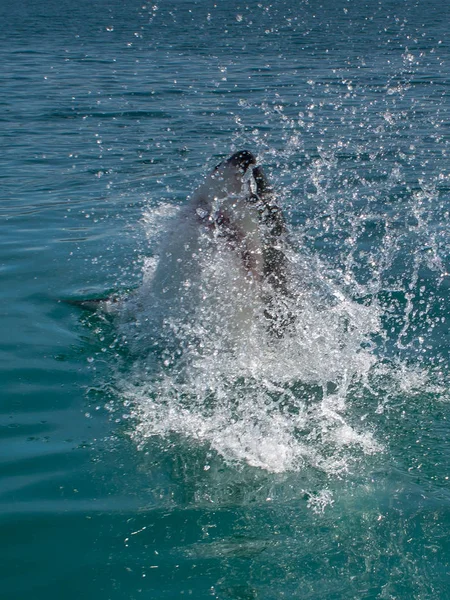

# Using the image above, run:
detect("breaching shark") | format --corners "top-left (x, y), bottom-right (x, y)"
top-left (70, 150), bottom-right (293, 339)
top-left (147, 150), bottom-right (293, 338)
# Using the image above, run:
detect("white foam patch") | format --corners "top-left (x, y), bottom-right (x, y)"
top-left (307, 490), bottom-right (335, 514)
top-left (113, 206), bottom-right (385, 474)
top-left (111, 207), bottom-right (447, 476)
top-left (141, 203), bottom-right (180, 242)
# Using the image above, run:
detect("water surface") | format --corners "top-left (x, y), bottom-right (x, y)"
top-left (1, 0), bottom-right (449, 598)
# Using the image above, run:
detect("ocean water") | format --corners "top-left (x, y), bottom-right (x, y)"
top-left (1, 0), bottom-right (449, 598)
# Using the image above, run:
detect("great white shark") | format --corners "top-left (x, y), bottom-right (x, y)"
top-left (70, 150), bottom-right (293, 339)
top-left (147, 150), bottom-right (293, 338)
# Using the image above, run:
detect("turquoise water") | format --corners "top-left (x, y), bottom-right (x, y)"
top-left (1, 0), bottom-right (449, 598)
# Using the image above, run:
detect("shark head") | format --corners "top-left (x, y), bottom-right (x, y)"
top-left (192, 150), bottom-right (257, 211)
top-left (190, 151), bottom-right (287, 294)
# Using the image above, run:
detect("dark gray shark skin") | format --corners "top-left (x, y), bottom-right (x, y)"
top-left (252, 164), bottom-right (289, 294)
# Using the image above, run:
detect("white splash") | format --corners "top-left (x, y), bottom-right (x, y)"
top-left (114, 199), bottom-right (385, 475)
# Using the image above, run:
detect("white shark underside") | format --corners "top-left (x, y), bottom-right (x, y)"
top-left (142, 151), bottom-right (293, 344)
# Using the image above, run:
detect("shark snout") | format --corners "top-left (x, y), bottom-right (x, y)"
top-left (226, 150), bottom-right (257, 173)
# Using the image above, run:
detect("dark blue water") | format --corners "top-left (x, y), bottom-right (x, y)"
top-left (1, 0), bottom-right (449, 598)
